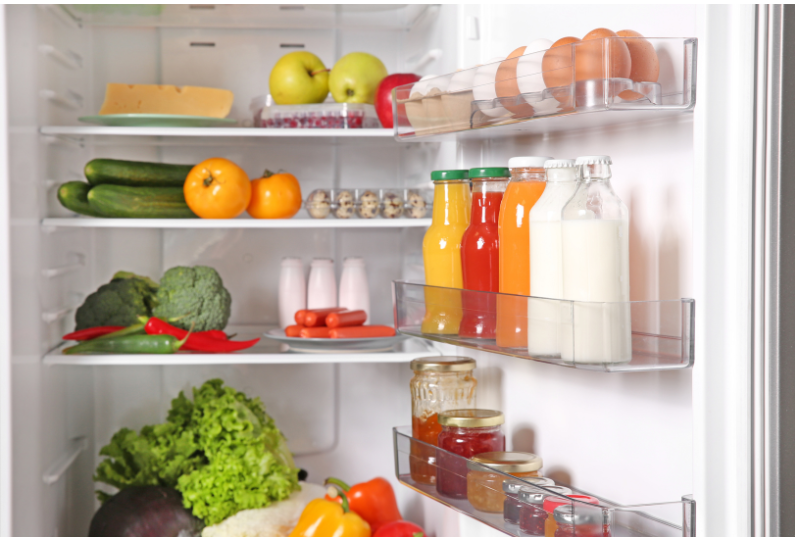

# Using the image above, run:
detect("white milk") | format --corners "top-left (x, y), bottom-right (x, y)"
top-left (561, 219), bottom-right (631, 363)
top-left (527, 162), bottom-right (578, 357)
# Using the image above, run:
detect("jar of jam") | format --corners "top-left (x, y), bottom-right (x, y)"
top-left (410, 357), bottom-right (477, 485)
top-left (504, 477), bottom-right (555, 525)
top-left (518, 486), bottom-right (572, 536)
top-left (466, 451), bottom-right (543, 513)
top-left (436, 409), bottom-right (505, 499)
top-left (543, 494), bottom-right (599, 537)
top-left (553, 504), bottom-right (609, 537)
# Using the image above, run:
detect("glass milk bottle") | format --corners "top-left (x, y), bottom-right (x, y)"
top-left (527, 160), bottom-right (578, 357)
top-left (561, 156), bottom-right (631, 364)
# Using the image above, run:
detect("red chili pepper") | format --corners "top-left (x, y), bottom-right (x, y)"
top-left (144, 318), bottom-right (259, 353)
top-left (203, 330), bottom-right (228, 340)
top-left (325, 477), bottom-right (402, 532)
top-left (63, 326), bottom-right (126, 341)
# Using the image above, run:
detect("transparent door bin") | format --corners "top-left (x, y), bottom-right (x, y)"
top-left (392, 281), bottom-right (694, 372)
top-left (392, 37), bottom-right (697, 139)
top-left (394, 427), bottom-right (696, 537)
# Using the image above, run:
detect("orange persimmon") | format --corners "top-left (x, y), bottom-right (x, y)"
top-left (247, 170), bottom-right (303, 219)
top-left (184, 158), bottom-right (252, 219)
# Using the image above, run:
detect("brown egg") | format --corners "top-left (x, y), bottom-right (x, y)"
top-left (495, 46), bottom-right (535, 118)
top-left (542, 36), bottom-right (580, 89)
top-left (576, 28), bottom-right (631, 81)
top-left (617, 29), bottom-right (659, 82)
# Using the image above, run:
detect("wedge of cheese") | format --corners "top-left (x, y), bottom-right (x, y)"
top-left (98, 84), bottom-right (234, 118)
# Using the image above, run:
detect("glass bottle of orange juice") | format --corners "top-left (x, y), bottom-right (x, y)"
top-left (496, 157), bottom-right (551, 348)
top-left (422, 169), bottom-right (471, 334)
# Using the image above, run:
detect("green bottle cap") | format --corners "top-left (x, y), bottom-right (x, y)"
top-left (431, 169), bottom-right (469, 181)
top-left (468, 167), bottom-right (510, 178)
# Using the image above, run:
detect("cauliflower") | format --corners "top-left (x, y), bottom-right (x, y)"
top-left (75, 272), bottom-right (158, 330)
top-left (153, 266), bottom-right (232, 331)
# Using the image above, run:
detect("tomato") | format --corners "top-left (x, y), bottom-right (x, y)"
top-left (247, 170), bottom-right (303, 219)
top-left (373, 521), bottom-right (424, 537)
top-left (184, 158), bottom-right (252, 219)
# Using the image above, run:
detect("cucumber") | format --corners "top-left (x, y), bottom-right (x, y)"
top-left (57, 181), bottom-right (102, 217)
top-left (87, 184), bottom-right (198, 219)
top-left (84, 159), bottom-right (194, 188)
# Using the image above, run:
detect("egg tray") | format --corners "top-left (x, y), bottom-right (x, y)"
top-left (305, 188), bottom-right (432, 219)
top-left (391, 36), bottom-right (697, 138)
top-left (249, 97), bottom-right (381, 129)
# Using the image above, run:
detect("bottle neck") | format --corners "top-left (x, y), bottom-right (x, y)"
top-left (580, 162), bottom-right (612, 183)
top-left (431, 180), bottom-right (470, 226)
top-left (545, 168), bottom-right (578, 183)
top-left (471, 178), bottom-right (508, 194)
top-left (509, 167), bottom-right (545, 183)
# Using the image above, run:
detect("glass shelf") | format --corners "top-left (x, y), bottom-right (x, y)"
top-left (393, 427), bottom-right (695, 537)
top-left (392, 282), bottom-right (694, 372)
top-left (392, 37), bottom-right (696, 141)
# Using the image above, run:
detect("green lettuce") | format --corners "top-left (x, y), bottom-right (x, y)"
top-left (94, 379), bottom-right (300, 525)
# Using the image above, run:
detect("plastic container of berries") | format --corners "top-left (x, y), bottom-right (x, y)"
top-left (250, 95), bottom-right (381, 128)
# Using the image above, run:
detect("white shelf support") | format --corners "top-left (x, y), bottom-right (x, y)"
top-left (42, 437), bottom-right (88, 485)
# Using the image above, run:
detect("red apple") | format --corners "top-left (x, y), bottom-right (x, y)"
top-left (375, 73), bottom-right (421, 128)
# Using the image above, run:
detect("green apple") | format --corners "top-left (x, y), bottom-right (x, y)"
top-left (269, 51), bottom-right (329, 105)
top-left (329, 52), bottom-right (388, 104)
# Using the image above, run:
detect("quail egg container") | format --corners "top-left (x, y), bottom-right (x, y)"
top-left (304, 188), bottom-right (432, 219)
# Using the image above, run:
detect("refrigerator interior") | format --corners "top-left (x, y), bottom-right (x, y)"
top-left (5, 4), bottom-right (700, 537)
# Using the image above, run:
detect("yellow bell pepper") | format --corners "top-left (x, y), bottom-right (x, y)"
top-left (289, 494), bottom-right (372, 537)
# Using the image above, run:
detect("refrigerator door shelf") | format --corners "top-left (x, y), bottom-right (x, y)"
top-left (393, 281), bottom-right (694, 373)
top-left (394, 427), bottom-right (696, 537)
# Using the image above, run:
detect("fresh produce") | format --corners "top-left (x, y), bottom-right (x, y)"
top-left (184, 158), bottom-right (252, 219)
top-left (326, 310), bottom-right (367, 328)
top-left (85, 158), bottom-right (194, 188)
top-left (74, 271), bottom-right (158, 331)
top-left (144, 317), bottom-right (259, 353)
top-left (63, 325), bottom-right (125, 340)
top-left (325, 478), bottom-right (401, 533)
top-left (329, 326), bottom-right (396, 338)
top-left (57, 181), bottom-right (102, 216)
top-left (64, 333), bottom-right (189, 355)
top-left (374, 74), bottom-right (420, 128)
top-left (88, 184), bottom-right (197, 219)
top-left (269, 51), bottom-right (330, 105)
top-left (289, 494), bottom-right (371, 537)
top-left (152, 265), bottom-right (232, 332)
top-left (373, 521), bottom-right (425, 537)
top-left (247, 170), bottom-right (303, 219)
top-left (94, 379), bottom-right (300, 525)
top-left (88, 486), bottom-right (203, 537)
top-left (329, 53), bottom-right (388, 104)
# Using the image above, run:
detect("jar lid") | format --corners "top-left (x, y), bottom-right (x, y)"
top-left (575, 155), bottom-right (612, 165)
top-left (438, 409), bottom-right (504, 427)
top-left (468, 451), bottom-right (543, 473)
top-left (543, 494), bottom-right (599, 514)
top-left (469, 167), bottom-right (510, 179)
top-left (518, 485), bottom-right (572, 504)
top-left (410, 356), bottom-right (476, 372)
top-left (553, 504), bottom-right (604, 525)
top-left (544, 159), bottom-right (576, 169)
top-left (508, 156), bottom-right (553, 169)
top-left (503, 476), bottom-right (555, 493)
top-left (431, 169), bottom-right (469, 181)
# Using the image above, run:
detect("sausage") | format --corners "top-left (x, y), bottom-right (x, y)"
top-left (294, 310), bottom-right (308, 325)
top-left (284, 325), bottom-right (302, 337)
top-left (300, 326), bottom-right (331, 338)
top-left (329, 325), bottom-right (396, 338)
top-left (304, 308), bottom-right (347, 327)
top-left (326, 310), bottom-right (367, 328)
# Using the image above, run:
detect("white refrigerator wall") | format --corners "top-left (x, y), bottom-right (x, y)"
top-left (4, 4), bottom-right (714, 537)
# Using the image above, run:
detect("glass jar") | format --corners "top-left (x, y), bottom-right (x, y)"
top-left (504, 477), bottom-right (555, 525)
top-left (410, 357), bottom-right (477, 485)
top-left (543, 494), bottom-right (599, 537)
top-left (553, 504), bottom-right (609, 537)
top-left (436, 409), bottom-right (505, 499)
top-left (459, 168), bottom-right (510, 339)
top-left (518, 486), bottom-right (572, 536)
top-left (466, 451), bottom-right (543, 513)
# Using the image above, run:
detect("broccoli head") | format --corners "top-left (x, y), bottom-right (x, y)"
top-left (153, 266), bottom-right (231, 332)
top-left (75, 275), bottom-right (158, 330)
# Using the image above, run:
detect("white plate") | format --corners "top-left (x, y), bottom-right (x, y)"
top-left (79, 114), bottom-right (237, 127)
top-left (263, 328), bottom-right (407, 353)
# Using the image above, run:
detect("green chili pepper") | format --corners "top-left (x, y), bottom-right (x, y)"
top-left (94, 321), bottom-right (147, 340)
top-left (64, 333), bottom-right (187, 355)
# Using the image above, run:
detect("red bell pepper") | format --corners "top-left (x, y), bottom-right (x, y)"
top-left (144, 318), bottom-right (259, 353)
top-left (325, 477), bottom-right (402, 533)
top-left (373, 521), bottom-right (424, 537)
